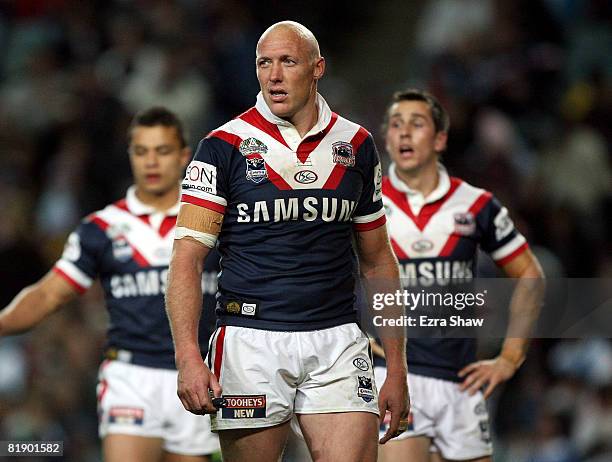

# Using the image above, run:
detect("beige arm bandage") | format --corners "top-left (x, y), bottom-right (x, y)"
top-left (175, 203), bottom-right (224, 248)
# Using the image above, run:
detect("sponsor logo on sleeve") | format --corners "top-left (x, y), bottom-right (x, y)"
top-left (357, 376), bottom-right (375, 402)
top-left (332, 141), bottom-right (355, 167)
top-left (494, 207), bottom-right (514, 241)
top-left (109, 407), bottom-right (144, 425)
top-left (62, 232), bottom-right (81, 262)
top-left (220, 395), bottom-right (266, 419)
top-left (373, 162), bottom-right (382, 201)
top-left (184, 161), bottom-right (217, 195)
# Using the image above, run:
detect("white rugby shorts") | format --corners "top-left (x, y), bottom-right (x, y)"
top-left (375, 366), bottom-right (493, 460)
top-left (97, 360), bottom-right (219, 456)
top-left (208, 323), bottom-right (379, 431)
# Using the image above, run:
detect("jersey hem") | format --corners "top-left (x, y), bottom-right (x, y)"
top-left (217, 314), bottom-right (358, 332)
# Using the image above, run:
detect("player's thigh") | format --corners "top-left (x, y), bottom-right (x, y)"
top-left (103, 434), bottom-right (163, 462)
top-left (297, 411), bottom-right (378, 462)
top-left (218, 420), bottom-right (291, 462)
top-left (282, 416), bottom-right (312, 462)
top-left (439, 456), bottom-right (491, 462)
top-left (378, 436), bottom-right (431, 462)
top-left (163, 452), bottom-right (211, 462)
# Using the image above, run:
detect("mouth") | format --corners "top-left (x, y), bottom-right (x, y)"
top-left (145, 174), bottom-right (161, 182)
top-left (269, 89), bottom-right (288, 102)
top-left (399, 146), bottom-right (415, 157)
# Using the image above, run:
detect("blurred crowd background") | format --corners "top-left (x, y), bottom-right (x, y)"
top-left (0, 0), bottom-right (610, 460)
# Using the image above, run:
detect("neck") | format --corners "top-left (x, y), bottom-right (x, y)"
top-left (135, 186), bottom-right (180, 212)
top-left (289, 90), bottom-right (319, 138)
top-left (395, 161), bottom-right (440, 197)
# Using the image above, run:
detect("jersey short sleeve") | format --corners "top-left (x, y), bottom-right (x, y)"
top-left (53, 220), bottom-right (107, 294)
top-left (180, 137), bottom-right (231, 214)
top-left (352, 133), bottom-right (386, 232)
top-left (478, 195), bottom-right (528, 266)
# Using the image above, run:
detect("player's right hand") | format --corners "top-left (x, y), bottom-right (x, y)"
top-left (176, 353), bottom-right (222, 415)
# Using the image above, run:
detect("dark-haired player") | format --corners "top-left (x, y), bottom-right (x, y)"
top-left (376, 89), bottom-right (545, 462)
top-left (0, 107), bottom-right (219, 461)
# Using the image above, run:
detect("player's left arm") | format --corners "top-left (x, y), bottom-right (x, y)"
top-left (356, 225), bottom-right (409, 443)
top-left (459, 248), bottom-right (545, 398)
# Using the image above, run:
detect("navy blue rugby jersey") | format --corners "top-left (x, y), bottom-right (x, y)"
top-left (53, 186), bottom-right (219, 369)
top-left (382, 164), bottom-right (529, 381)
top-left (181, 93), bottom-right (386, 331)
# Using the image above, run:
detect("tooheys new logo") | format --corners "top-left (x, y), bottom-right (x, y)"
top-left (221, 395), bottom-right (266, 419)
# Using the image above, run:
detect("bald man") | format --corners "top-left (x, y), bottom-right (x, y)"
top-left (165, 21), bottom-right (409, 461)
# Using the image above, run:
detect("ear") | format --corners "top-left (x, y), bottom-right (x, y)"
top-left (313, 56), bottom-right (325, 81)
top-left (434, 131), bottom-right (448, 153)
top-left (180, 146), bottom-right (192, 168)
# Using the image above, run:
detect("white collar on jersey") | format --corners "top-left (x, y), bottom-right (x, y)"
top-left (255, 91), bottom-right (333, 139)
top-left (125, 186), bottom-right (180, 217)
top-left (388, 162), bottom-right (451, 209)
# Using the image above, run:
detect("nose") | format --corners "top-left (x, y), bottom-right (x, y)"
top-left (144, 150), bottom-right (159, 167)
top-left (269, 61), bottom-right (283, 82)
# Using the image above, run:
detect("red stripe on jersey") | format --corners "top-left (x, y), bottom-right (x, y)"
top-left (239, 108), bottom-right (290, 150)
top-left (323, 125), bottom-right (369, 190)
top-left (382, 177), bottom-right (462, 231)
top-left (181, 194), bottom-right (226, 214)
top-left (496, 242), bottom-right (529, 266)
top-left (296, 113), bottom-right (339, 163)
top-left (114, 199), bottom-right (129, 212)
top-left (208, 130), bottom-right (243, 149)
top-left (52, 267), bottom-right (87, 294)
top-left (139, 215), bottom-right (150, 226)
top-left (213, 326), bottom-right (227, 379)
top-left (351, 126), bottom-right (370, 151)
top-left (391, 238), bottom-right (409, 260)
top-left (158, 216), bottom-right (176, 237)
top-left (266, 163), bottom-right (292, 190)
top-left (415, 177), bottom-right (462, 230)
top-left (90, 216), bottom-right (110, 231)
top-left (438, 189), bottom-right (493, 257)
top-left (353, 214), bottom-right (386, 232)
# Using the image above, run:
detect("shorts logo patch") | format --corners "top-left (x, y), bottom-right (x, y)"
top-left (245, 158), bottom-right (268, 184)
top-left (239, 138), bottom-right (268, 157)
top-left (453, 212), bottom-right (476, 235)
top-left (357, 376), bottom-right (375, 402)
top-left (332, 141), bottom-right (355, 167)
top-left (474, 402), bottom-right (487, 415)
top-left (479, 420), bottom-right (491, 443)
top-left (109, 407), bottom-right (144, 425)
top-left (221, 395), bottom-right (266, 419)
top-left (353, 357), bottom-right (370, 371)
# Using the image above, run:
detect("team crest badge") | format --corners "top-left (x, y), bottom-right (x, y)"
top-left (357, 376), bottom-right (375, 402)
top-left (112, 237), bottom-right (133, 261)
top-left (239, 138), bottom-right (268, 157)
top-left (332, 141), bottom-right (355, 167)
top-left (245, 158), bottom-right (268, 184)
top-left (453, 212), bottom-right (476, 236)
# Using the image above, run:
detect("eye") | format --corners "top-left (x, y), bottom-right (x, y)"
top-left (284, 57), bottom-right (296, 65)
top-left (257, 58), bottom-right (271, 68)
top-left (157, 146), bottom-right (174, 155)
top-left (131, 147), bottom-right (147, 156)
